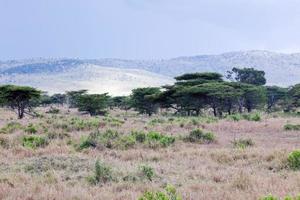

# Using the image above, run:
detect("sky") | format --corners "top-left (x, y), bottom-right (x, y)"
top-left (0, 0), bottom-right (300, 60)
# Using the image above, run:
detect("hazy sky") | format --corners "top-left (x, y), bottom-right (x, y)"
top-left (1, 0), bottom-right (300, 60)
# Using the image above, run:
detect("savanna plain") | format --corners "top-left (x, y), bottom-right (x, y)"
top-left (0, 107), bottom-right (300, 200)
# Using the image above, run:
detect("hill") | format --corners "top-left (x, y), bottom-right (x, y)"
top-left (1, 50), bottom-right (299, 95)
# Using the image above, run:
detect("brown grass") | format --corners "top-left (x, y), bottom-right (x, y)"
top-left (0, 107), bottom-right (300, 199)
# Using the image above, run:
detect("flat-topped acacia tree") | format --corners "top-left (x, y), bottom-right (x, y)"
top-left (0, 85), bottom-right (41, 119)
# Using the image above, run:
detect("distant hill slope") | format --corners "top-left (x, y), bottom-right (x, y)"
top-left (0, 50), bottom-right (299, 95)
top-left (0, 64), bottom-right (173, 95)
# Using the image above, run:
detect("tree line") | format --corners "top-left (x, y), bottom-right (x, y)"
top-left (0, 67), bottom-right (299, 119)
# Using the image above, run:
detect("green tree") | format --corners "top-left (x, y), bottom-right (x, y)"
top-left (227, 67), bottom-right (266, 86)
top-left (175, 72), bottom-right (223, 87)
top-left (242, 84), bottom-right (267, 112)
top-left (131, 87), bottom-right (161, 116)
top-left (181, 82), bottom-right (242, 116)
top-left (0, 85), bottom-right (41, 119)
top-left (76, 93), bottom-right (110, 116)
top-left (109, 96), bottom-right (131, 111)
top-left (66, 90), bottom-right (87, 108)
top-left (266, 86), bottom-right (288, 112)
top-left (50, 93), bottom-right (67, 105)
top-left (289, 84), bottom-right (300, 109)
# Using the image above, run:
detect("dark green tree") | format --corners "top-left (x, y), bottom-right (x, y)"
top-left (175, 72), bottom-right (223, 87)
top-left (242, 84), bottom-right (267, 112)
top-left (130, 87), bottom-right (161, 116)
top-left (266, 86), bottom-right (288, 112)
top-left (289, 84), bottom-right (300, 109)
top-left (50, 93), bottom-right (67, 105)
top-left (109, 96), bottom-right (131, 111)
top-left (227, 67), bottom-right (266, 86)
top-left (76, 93), bottom-right (110, 116)
top-left (0, 85), bottom-right (41, 119)
top-left (66, 90), bottom-right (87, 108)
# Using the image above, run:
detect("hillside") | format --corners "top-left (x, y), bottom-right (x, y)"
top-left (0, 64), bottom-right (173, 95)
top-left (0, 50), bottom-right (300, 95)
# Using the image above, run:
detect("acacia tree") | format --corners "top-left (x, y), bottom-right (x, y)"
top-left (289, 84), bottom-right (300, 109)
top-left (227, 67), bottom-right (266, 86)
top-left (66, 90), bottom-right (88, 108)
top-left (0, 85), bottom-right (41, 119)
top-left (242, 84), bottom-right (267, 112)
top-left (266, 86), bottom-right (288, 112)
top-left (130, 87), bottom-right (161, 116)
top-left (156, 72), bottom-right (225, 116)
top-left (109, 96), bottom-right (131, 111)
top-left (76, 93), bottom-right (110, 116)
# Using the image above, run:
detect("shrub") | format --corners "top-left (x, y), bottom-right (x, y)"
top-left (46, 132), bottom-right (70, 140)
top-left (22, 135), bottom-right (48, 149)
top-left (115, 135), bottom-right (136, 150)
top-left (24, 124), bottom-right (38, 134)
top-left (139, 165), bottom-right (155, 181)
top-left (284, 124), bottom-right (300, 131)
top-left (260, 195), bottom-right (300, 200)
top-left (148, 118), bottom-right (166, 126)
top-left (146, 131), bottom-right (175, 148)
top-left (242, 113), bottom-right (261, 121)
top-left (0, 136), bottom-right (9, 148)
top-left (0, 122), bottom-right (23, 134)
top-left (228, 114), bottom-right (242, 122)
top-left (232, 138), bottom-right (254, 149)
top-left (70, 117), bottom-right (100, 131)
top-left (260, 195), bottom-right (279, 200)
top-left (76, 136), bottom-right (97, 151)
top-left (138, 184), bottom-right (182, 200)
top-left (131, 130), bottom-right (146, 143)
top-left (98, 129), bottom-right (120, 148)
top-left (46, 107), bottom-right (60, 114)
top-left (287, 150), bottom-right (300, 170)
top-left (250, 113), bottom-right (261, 121)
top-left (185, 129), bottom-right (216, 143)
top-left (87, 160), bottom-right (113, 185)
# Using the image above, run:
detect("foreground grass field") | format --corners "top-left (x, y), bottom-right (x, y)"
top-left (0, 107), bottom-right (300, 200)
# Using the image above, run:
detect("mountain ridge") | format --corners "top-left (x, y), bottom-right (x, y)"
top-left (0, 50), bottom-right (299, 95)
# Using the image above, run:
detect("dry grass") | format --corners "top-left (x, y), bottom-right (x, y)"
top-left (0, 107), bottom-right (300, 200)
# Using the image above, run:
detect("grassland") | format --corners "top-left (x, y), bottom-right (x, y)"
top-left (0, 107), bottom-right (300, 200)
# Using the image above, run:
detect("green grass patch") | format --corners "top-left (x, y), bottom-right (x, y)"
top-left (22, 135), bottom-right (48, 149)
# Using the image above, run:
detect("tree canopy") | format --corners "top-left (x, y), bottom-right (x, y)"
top-left (0, 85), bottom-right (41, 119)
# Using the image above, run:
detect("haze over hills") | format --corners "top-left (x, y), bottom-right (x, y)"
top-left (0, 50), bottom-right (299, 95)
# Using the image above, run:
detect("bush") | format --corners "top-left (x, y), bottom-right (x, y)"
top-left (260, 195), bottom-right (300, 200)
top-left (46, 132), bottom-right (70, 140)
top-left (0, 136), bottom-right (9, 148)
top-left (284, 124), bottom-right (300, 131)
top-left (76, 136), bottom-right (97, 151)
top-left (148, 118), bottom-right (166, 126)
top-left (138, 184), bottom-right (182, 200)
top-left (24, 124), bottom-right (38, 134)
top-left (228, 114), bottom-right (242, 122)
top-left (242, 113), bottom-right (261, 121)
top-left (0, 122), bottom-right (23, 134)
top-left (260, 195), bottom-right (279, 200)
top-left (232, 138), bottom-right (254, 149)
top-left (287, 150), bottom-right (300, 170)
top-left (185, 129), bottom-right (216, 143)
top-left (139, 165), bottom-right (155, 181)
top-left (70, 117), bottom-right (100, 131)
top-left (115, 135), bottom-right (136, 150)
top-left (146, 131), bottom-right (175, 148)
top-left (87, 160), bottom-right (113, 185)
top-left (46, 107), bottom-right (60, 114)
top-left (131, 130), bottom-right (146, 143)
top-left (22, 135), bottom-right (48, 149)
